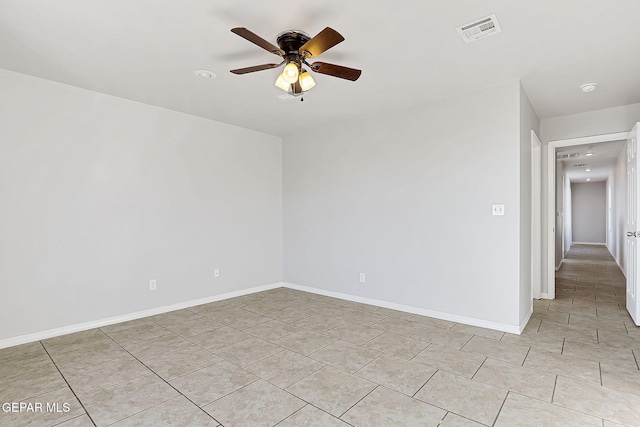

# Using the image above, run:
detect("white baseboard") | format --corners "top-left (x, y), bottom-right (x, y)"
top-left (519, 306), bottom-right (533, 334)
top-left (538, 292), bottom-right (552, 299)
top-left (571, 242), bottom-right (607, 246)
top-left (555, 259), bottom-right (563, 271)
top-left (282, 282), bottom-right (523, 334)
top-left (0, 282), bottom-right (283, 350)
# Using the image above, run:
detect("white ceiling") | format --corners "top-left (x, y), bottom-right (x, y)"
top-left (1, 0), bottom-right (639, 137)
top-left (558, 140), bottom-right (626, 183)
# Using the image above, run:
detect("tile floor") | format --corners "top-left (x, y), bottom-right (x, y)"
top-left (1, 244), bottom-right (639, 426)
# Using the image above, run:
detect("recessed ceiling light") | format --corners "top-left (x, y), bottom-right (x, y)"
top-left (580, 83), bottom-right (597, 93)
top-left (586, 178), bottom-right (591, 181)
top-left (586, 168), bottom-right (592, 172)
top-left (585, 153), bottom-right (594, 156)
top-left (194, 69), bottom-right (216, 79)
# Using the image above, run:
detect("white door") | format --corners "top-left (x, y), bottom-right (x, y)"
top-left (626, 123), bottom-right (639, 325)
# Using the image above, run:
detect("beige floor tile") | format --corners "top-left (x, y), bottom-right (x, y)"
top-left (163, 317), bottom-right (224, 337)
top-left (342, 385), bottom-right (446, 426)
top-left (371, 317), bottom-right (426, 337)
top-left (472, 358), bottom-right (556, 402)
top-left (568, 313), bottom-right (627, 333)
top-left (110, 396), bottom-right (218, 426)
top-left (0, 350), bottom-right (56, 379)
top-left (51, 341), bottom-right (130, 372)
top-left (414, 370), bottom-right (507, 426)
top-left (363, 332), bottom-right (428, 359)
top-left (325, 323), bottom-right (385, 345)
top-left (145, 345), bottom-right (222, 381)
top-left (355, 353), bottom-right (436, 396)
top-left (412, 325), bottom-right (474, 350)
top-left (285, 366), bottom-right (376, 417)
top-left (537, 321), bottom-right (598, 344)
top-left (63, 355), bottom-right (150, 397)
top-left (438, 413), bottom-right (485, 427)
top-left (56, 414), bottom-right (96, 426)
top-left (42, 329), bottom-right (112, 355)
top-left (337, 309), bottom-right (388, 327)
top-left (168, 361), bottom-right (258, 406)
top-left (147, 309), bottom-right (205, 327)
top-left (533, 299), bottom-right (551, 311)
top-left (243, 319), bottom-right (301, 341)
top-left (562, 339), bottom-right (637, 367)
top-left (523, 348), bottom-right (600, 383)
top-left (81, 374), bottom-right (179, 427)
top-left (244, 349), bottom-right (325, 388)
top-left (553, 376), bottom-right (640, 426)
top-left (409, 315), bottom-right (456, 330)
top-left (0, 365), bottom-right (67, 402)
top-left (493, 392), bottom-right (602, 427)
top-left (597, 329), bottom-right (640, 349)
top-left (123, 333), bottom-right (191, 362)
top-left (103, 322), bottom-right (171, 345)
top-left (213, 336), bottom-right (283, 367)
top-left (277, 405), bottom-right (350, 427)
top-left (530, 310), bottom-right (570, 325)
top-left (548, 301), bottom-right (597, 317)
top-left (0, 386), bottom-right (86, 427)
top-left (187, 326), bottom-right (252, 350)
top-left (219, 310), bottom-right (272, 330)
top-left (0, 341), bottom-right (46, 365)
top-left (462, 336), bottom-right (530, 365)
top-left (602, 421), bottom-right (626, 427)
top-left (100, 318), bottom-right (155, 334)
top-left (266, 306), bottom-right (316, 323)
top-left (449, 324), bottom-right (505, 340)
top-left (600, 362), bottom-right (640, 396)
top-left (203, 379), bottom-right (305, 427)
top-left (290, 314), bottom-right (347, 334)
top-left (275, 330), bottom-right (338, 355)
top-left (309, 340), bottom-right (380, 374)
top-left (411, 344), bottom-right (486, 378)
top-left (501, 331), bottom-right (564, 354)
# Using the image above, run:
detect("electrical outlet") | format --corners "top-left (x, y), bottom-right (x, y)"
top-left (491, 204), bottom-right (505, 216)
top-left (149, 279), bottom-right (157, 291)
top-left (214, 268), bottom-right (220, 278)
top-left (359, 273), bottom-right (366, 283)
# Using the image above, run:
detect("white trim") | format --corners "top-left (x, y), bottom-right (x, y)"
top-left (531, 130), bottom-right (542, 299)
top-left (546, 131), bottom-right (630, 301)
top-left (538, 292), bottom-right (552, 300)
top-left (519, 306), bottom-right (533, 333)
top-left (555, 259), bottom-right (563, 271)
top-left (283, 282), bottom-right (525, 334)
top-left (571, 242), bottom-right (607, 245)
top-left (0, 282), bottom-right (283, 349)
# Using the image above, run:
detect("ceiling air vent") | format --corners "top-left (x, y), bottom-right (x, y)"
top-left (456, 14), bottom-right (502, 43)
top-left (557, 153), bottom-right (579, 160)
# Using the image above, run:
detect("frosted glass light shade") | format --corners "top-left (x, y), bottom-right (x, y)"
top-left (282, 62), bottom-right (299, 84)
top-left (299, 71), bottom-right (316, 91)
top-left (274, 73), bottom-right (290, 92)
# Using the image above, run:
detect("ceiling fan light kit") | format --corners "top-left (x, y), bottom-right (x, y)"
top-left (230, 26), bottom-right (361, 98)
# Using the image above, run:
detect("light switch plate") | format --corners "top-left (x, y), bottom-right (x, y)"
top-left (492, 204), bottom-right (505, 216)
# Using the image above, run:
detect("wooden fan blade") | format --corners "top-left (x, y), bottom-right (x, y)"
top-left (310, 62), bottom-right (362, 81)
top-left (299, 27), bottom-right (344, 58)
top-left (231, 27), bottom-right (284, 56)
top-left (230, 63), bottom-right (282, 75)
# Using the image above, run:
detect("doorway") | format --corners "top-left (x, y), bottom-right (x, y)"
top-left (544, 132), bottom-right (629, 300)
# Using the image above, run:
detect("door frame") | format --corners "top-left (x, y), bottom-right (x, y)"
top-left (532, 131), bottom-right (542, 299)
top-left (545, 132), bottom-right (629, 300)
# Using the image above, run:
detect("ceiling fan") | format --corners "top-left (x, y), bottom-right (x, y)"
top-left (229, 27), bottom-right (362, 96)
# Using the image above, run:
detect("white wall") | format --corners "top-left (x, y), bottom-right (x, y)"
top-left (614, 147), bottom-right (628, 272)
top-left (540, 104), bottom-right (640, 294)
top-left (563, 169), bottom-right (573, 255)
top-left (555, 161), bottom-right (565, 267)
top-left (0, 70), bottom-right (283, 341)
top-left (519, 85), bottom-right (540, 322)
top-left (571, 182), bottom-right (606, 244)
top-left (283, 80), bottom-right (528, 330)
